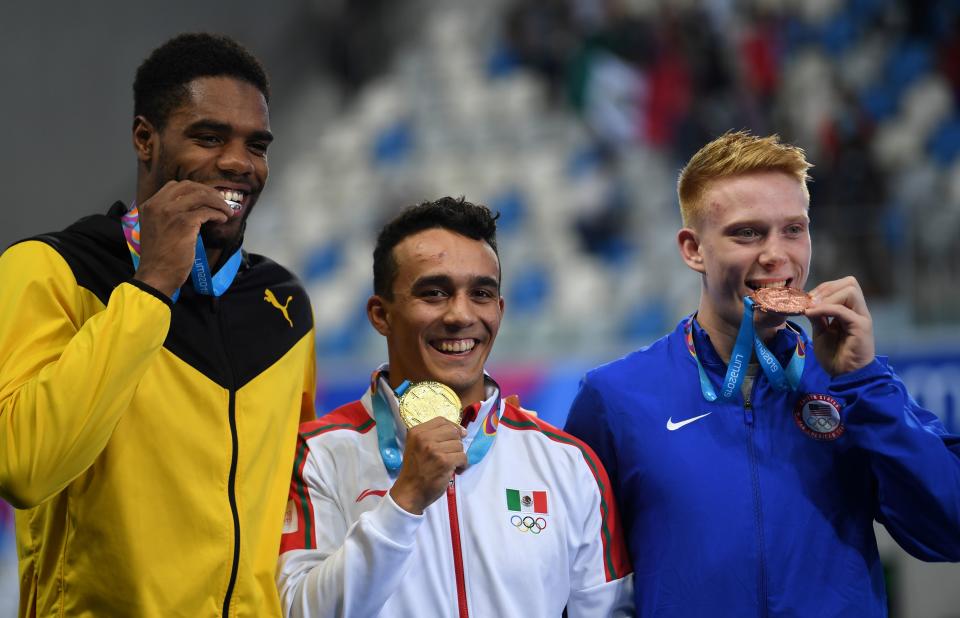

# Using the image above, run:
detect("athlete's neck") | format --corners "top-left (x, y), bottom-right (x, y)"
top-left (695, 304), bottom-right (784, 364)
top-left (695, 310), bottom-right (739, 364)
top-left (206, 246), bottom-right (223, 268)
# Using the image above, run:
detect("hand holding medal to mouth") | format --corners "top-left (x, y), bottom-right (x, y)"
top-left (803, 277), bottom-right (876, 376)
top-left (133, 180), bottom-right (239, 298)
top-left (390, 381), bottom-right (467, 515)
top-left (749, 280), bottom-right (876, 377)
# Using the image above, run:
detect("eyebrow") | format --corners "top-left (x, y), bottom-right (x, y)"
top-left (412, 274), bottom-right (500, 290)
top-left (185, 119), bottom-right (274, 144)
top-left (724, 213), bottom-right (810, 228)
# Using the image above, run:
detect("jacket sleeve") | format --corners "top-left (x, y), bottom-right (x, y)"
top-left (565, 420), bottom-right (635, 617)
top-left (565, 376), bottom-right (620, 498)
top-left (277, 435), bottom-right (422, 617)
top-left (833, 357), bottom-right (960, 561)
top-left (0, 241), bottom-right (171, 508)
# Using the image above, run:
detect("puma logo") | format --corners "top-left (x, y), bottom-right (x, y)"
top-left (264, 289), bottom-right (293, 327)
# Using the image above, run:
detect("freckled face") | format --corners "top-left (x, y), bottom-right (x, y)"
top-left (687, 171), bottom-right (811, 331)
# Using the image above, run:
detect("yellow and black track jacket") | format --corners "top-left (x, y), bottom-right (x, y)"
top-left (0, 202), bottom-right (317, 617)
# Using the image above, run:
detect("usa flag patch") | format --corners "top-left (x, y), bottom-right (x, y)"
top-left (794, 393), bottom-right (845, 441)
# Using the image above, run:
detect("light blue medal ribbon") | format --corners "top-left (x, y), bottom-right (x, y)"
top-left (717, 298), bottom-right (760, 400)
top-left (121, 204), bottom-right (242, 301)
top-left (373, 383), bottom-right (404, 473)
top-left (685, 297), bottom-right (805, 403)
top-left (372, 378), bottom-right (503, 474)
top-left (190, 236), bottom-right (243, 297)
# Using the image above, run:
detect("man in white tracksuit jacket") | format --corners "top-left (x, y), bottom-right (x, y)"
top-left (277, 197), bottom-right (634, 617)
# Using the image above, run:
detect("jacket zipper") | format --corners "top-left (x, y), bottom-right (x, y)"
top-left (744, 387), bottom-right (768, 618)
top-left (213, 297), bottom-right (241, 618)
top-left (446, 479), bottom-right (469, 618)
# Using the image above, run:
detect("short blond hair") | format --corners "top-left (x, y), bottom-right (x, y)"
top-left (677, 131), bottom-right (812, 227)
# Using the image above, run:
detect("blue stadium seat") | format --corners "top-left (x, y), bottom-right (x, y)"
top-left (487, 39), bottom-right (522, 78)
top-left (489, 186), bottom-right (527, 233)
top-left (302, 242), bottom-right (343, 282)
top-left (820, 11), bottom-right (859, 57)
top-left (886, 41), bottom-right (932, 96)
top-left (621, 299), bottom-right (670, 341)
top-left (508, 266), bottom-right (551, 314)
top-left (372, 119), bottom-right (415, 166)
top-left (861, 83), bottom-right (899, 122)
top-left (316, 296), bottom-right (370, 357)
top-left (927, 116), bottom-right (960, 165)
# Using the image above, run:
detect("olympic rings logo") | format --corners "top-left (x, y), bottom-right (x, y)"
top-left (510, 514), bottom-right (547, 534)
top-left (811, 417), bottom-right (836, 431)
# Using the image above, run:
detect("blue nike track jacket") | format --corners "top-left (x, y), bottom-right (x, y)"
top-left (565, 317), bottom-right (960, 617)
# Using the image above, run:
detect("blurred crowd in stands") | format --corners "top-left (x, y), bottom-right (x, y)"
top-left (248, 0), bottom-right (960, 365)
top-left (497, 0), bottom-right (960, 321)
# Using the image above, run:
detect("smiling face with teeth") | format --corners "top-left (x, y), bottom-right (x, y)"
top-left (367, 227), bottom-right (504, 407)
top-left (137, 76), bottom-right (272, 257)
top-left (678, 170), bottom-right (811, 345)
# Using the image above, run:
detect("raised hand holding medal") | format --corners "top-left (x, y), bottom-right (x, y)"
top-left (803, 276), bottom-right (876, 376)
top-left (388, 380), bottom-right (467, 515)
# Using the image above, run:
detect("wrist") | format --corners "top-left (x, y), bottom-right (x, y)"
top-left (389, 485), bottom-right (424, 515)
top-left (134, 268), bottom-right (179, 299)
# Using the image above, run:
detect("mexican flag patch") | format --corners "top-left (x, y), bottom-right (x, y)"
top-left (506, 489), bottom-right (548, 514)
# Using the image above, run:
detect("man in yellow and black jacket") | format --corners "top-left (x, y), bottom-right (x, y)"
top-left (0, 34), bottom-right (316, 617)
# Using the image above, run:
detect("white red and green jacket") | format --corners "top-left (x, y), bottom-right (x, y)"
top-left (277, 371), bottom-right (634, 617)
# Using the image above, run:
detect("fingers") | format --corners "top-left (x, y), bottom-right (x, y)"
top-left (390, 418), bottom-right (466, 514)
top-left (146, 180), bottom-right (236, 222)
top-left (406, 418), bottom-right (468, 466)
top-left (410, 417), bottom-right (467, 442)
top-left (807, 277), bottom-right (871, 330)
top-left (806, 276), bottom-right (876, 375)
top-left (807, 303), bottom-right (863, 336)
top-left (808, 276), bottom-right (869, 317)
top-left (133, 181), bottom-right (240, 296)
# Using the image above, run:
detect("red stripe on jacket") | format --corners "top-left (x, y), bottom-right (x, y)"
top-left (280, 402), bottom-right (375, 553)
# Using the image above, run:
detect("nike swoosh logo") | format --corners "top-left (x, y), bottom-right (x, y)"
top-left (666, 412), bottom-right (712, 431)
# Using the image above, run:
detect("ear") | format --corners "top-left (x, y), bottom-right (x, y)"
top-left (677, 227), bottom-right (706, 274)
top-left (498, 295), bottom-right (505, 317)
top-left (367, 295), bottom-right (391, 336)
top-left (132, 115), bottom-right (157, 164)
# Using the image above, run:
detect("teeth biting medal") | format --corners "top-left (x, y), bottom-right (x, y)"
top-left (750, 286), bottom-right (811, 315)
top-left (220, 189), bottom-right (244, 212)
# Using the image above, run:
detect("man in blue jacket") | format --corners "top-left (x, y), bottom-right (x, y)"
top-left (565, 130), bottom-right (960, 617)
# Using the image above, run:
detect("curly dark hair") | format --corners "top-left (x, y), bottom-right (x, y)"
top-left (133, 32), bottom-right (270, 129)
top-left (373, 196), bottom-right (500, 299)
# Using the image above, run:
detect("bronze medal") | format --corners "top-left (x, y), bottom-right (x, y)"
top-left (398, 381), bottom-right (462, 428)
top-left (751, 286), bottom-right (811, 315)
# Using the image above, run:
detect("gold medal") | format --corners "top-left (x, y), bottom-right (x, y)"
top-left (398, 381), bottom-right (462, 428)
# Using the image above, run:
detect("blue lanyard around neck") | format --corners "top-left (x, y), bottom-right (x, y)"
top-left (121, 204), bottom-right (242, 301)
top-left (190, 236), bottom-right (243, 297)
top-left (372, 379), bottom-right (503, 474)
top-left (684, 297), bottom-right (805, 403)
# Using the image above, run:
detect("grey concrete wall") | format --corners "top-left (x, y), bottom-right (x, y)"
top-left (0, 0), bottom-right (318, 249)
